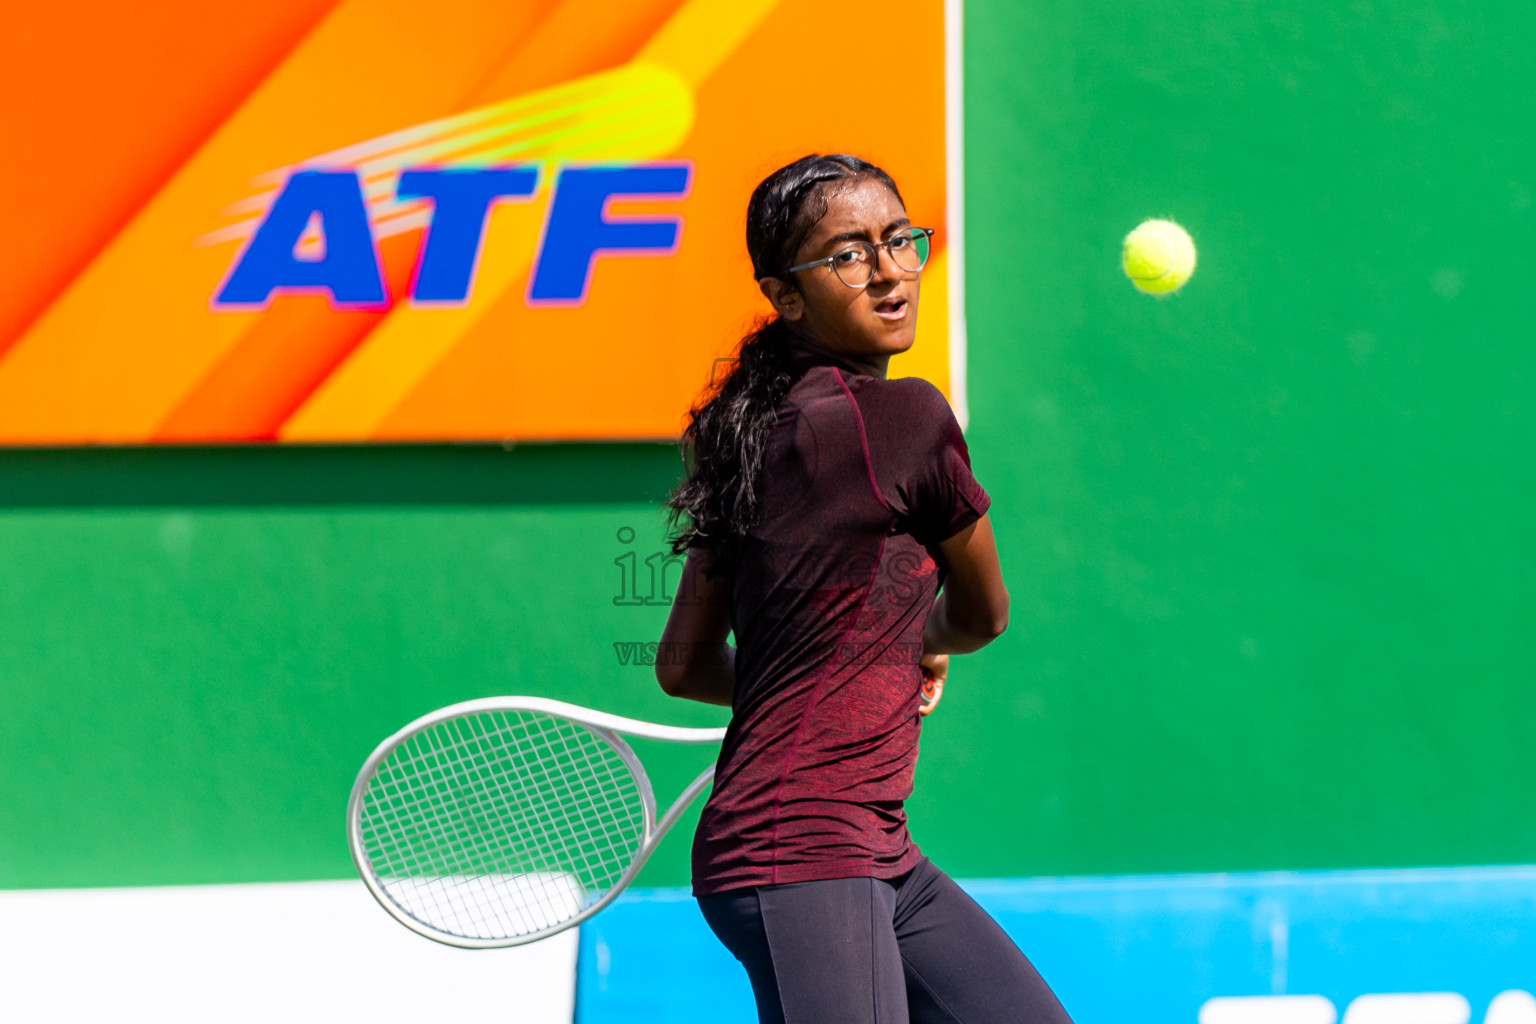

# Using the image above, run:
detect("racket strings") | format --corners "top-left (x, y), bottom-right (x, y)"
top-left (371, 717), bottom-right (633, 936)
top-left (357, 709), bottom-right (648, 942)
top-left (363, 715), bottom-right (639, 938)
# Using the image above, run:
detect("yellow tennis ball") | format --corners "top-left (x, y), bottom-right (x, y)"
top-left (1122, 219), bottom-right (1197, 295)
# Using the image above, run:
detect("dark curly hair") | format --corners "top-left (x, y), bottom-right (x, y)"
top-left (664, 153), bottom-right (904, 579)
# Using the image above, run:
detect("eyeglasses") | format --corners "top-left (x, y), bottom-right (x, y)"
top-left (783, 227), bottom-right (934, 288)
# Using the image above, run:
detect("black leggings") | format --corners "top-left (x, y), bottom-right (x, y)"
top-left (696, 858), bottom-right (1075, 1024)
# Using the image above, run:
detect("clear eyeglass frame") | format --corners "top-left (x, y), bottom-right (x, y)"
top-left (783, 226), bottom-right (935, 288)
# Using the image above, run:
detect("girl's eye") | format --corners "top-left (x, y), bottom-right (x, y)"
top-left (833, 248), bottom-right (863, 265)
top-left (888, 234), bottom-right (912, 250)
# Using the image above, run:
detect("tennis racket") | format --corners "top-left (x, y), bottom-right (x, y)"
top-left (346, 696), bottom-right (726, 949)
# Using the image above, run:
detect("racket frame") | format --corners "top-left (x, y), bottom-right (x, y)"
top-left (347, 696), bottom-right (725, 949)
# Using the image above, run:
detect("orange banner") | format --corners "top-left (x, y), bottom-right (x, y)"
top-left (0, 0), bottom-right (959, 444)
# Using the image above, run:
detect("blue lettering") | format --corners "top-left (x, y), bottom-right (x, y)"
top-left (398, 167), bottom-right (539, 303)
top-left (527, 163), bottom-right (692, 305)
top-left (214, 170), bottom-right (386, 308)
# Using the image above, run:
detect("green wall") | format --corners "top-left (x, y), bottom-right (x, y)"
top-left (2, 0), bottom-right (1532, 890)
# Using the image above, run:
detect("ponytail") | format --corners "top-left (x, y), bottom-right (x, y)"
top-left (665, 316), bottom-right (795, 578)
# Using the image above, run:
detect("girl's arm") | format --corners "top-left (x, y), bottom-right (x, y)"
top-left (655, 546), bottom-right (736, 707)
top-left (923, 512), bottom-right (1009, 655)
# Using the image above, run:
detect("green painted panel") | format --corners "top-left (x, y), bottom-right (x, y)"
top-left (933, 0), bottom-right (1536, 876)
top-left (0, 473), bottom-right (721, 889)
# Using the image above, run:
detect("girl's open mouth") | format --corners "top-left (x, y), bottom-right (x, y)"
top-left (874, 297), bottom-right (908, 321)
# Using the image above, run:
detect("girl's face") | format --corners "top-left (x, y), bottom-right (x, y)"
top-left (760, 178), bottom-right (921, 362)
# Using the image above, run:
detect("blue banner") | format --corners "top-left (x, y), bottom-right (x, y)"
top-left (576, 865), bottom-right (1536, 1024)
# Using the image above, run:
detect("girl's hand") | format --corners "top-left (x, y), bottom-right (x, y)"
top-left (918, 653), bottom-right (948, 717)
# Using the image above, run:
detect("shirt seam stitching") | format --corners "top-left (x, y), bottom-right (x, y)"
top-left (831, 367), bottom-right (896, 516)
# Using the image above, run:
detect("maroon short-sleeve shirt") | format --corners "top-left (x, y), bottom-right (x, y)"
top-left (690, 341), bottom-right (992, 896)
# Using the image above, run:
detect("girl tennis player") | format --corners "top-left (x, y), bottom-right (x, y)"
top-left (657, 154), bottom-right (1074, 1024)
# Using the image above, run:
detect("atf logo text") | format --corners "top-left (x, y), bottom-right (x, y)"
top-left (212, 162), bottom-right (691, 310)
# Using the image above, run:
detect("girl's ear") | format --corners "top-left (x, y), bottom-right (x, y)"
top-left (758, 276), bottom-right (805, 321)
